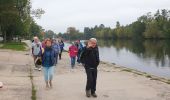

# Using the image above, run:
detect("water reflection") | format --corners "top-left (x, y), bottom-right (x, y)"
top-left (98, 39), bottom-right (170, 78)
top-left (98, 39), bottom-right (170, 67)
top-left (64, 39), bottom-right (170, 78)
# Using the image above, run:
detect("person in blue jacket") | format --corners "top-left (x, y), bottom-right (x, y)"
top-left (42, 39), bottom-right (56, 89)
top-left (52, 39), bottom-right (60, 65)
top-left (58, 39), bottom-right (64, 60)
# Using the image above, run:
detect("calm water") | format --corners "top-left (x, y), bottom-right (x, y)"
top-left (65, 39), bottom-right (170, 79)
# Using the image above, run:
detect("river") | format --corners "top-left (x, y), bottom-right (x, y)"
top-left (64, 39), bottom-right (170, 79)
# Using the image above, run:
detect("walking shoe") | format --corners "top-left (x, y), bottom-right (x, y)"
top-left (38, 68), bottom-right (41, 71)
top-left (86, 90), bottom-right (91, 97)
top-left (34, 67), bottom-right (38, 70)
top-left (91, 93), bottom-right (97, 97)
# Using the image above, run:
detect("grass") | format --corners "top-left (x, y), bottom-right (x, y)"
top-left (166, 80), bottom-right (170, 84)
top-left (31, 84), bottom-right (36, 100)
top-left (0, 42), bottom-right (27, 51)
top-left (121, 69), bottom-right (132, 72)
top-left (145, 74), bottom-right (152, 78)
top-left (29, 75), bottom-right (36, 100)
top-left (29, 67), bottom-right (37, 100)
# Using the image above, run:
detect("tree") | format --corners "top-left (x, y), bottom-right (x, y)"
top-left (44, 30), bottom-right (56, 39)
top-left (144, 21), bottom-right (164, 39)
top-left (0, 0), bottom-right (44, 42)
top-left (130, 21), bottom-right (145, 39)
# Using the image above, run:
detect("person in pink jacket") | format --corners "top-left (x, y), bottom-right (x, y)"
top-left (69, 42), bottom-right (78, 68)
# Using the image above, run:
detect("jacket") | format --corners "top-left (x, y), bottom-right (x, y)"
top-left (52, 43), bottom-right (61, 53)
top-left (42, 47), bottom-right (56, 67)
top-left (59, 42), bottom-right (64, 50)
top-left (80, 46), bottom-right (100, 69)
top-left (69, 45), bottom-right (78, 57)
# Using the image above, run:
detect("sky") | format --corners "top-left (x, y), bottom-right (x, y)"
top-left (31, 0), bottom-right (170, 33)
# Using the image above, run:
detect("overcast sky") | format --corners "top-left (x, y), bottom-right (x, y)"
top-left (31, 0), bottom-right (170, 33)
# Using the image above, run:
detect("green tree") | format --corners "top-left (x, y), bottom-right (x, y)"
top-left (0, 0), bottom-right (44, 42)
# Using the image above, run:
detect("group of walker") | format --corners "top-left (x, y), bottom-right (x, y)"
top-left (31, 37), bottom-right (100, 98)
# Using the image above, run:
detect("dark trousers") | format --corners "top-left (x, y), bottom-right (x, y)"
top-left (55, 53), bottom-right (59, 65)
top-left (33, 55), bottom-right (38, 68)
top-left (77, 50), bottom-right (81, 63)
top-left (85, 68), bottom-right (97, 93)
top-left (59, 49), bottom-right (63, 59)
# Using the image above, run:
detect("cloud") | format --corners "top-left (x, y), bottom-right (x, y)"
top-left (32, 0), bottom-right (170, 33)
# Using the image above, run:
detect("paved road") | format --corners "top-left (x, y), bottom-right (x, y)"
top-left (33, 53), bottom-right (170, 100)
top-left (0, 40), bottom-right (170, 100)
top-left (0, 50), bottom-right (32, 100)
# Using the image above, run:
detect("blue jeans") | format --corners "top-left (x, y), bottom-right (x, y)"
top-left (71, 57), bottom-right (76, 68)
top-left (43, 66), bottom-right (54, 81)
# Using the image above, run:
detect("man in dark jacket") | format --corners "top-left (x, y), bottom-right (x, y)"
top-left (80, 38), bottom-right (100, 98)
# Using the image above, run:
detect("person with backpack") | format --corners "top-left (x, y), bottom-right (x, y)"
top-left (31, 36), bottom-right (42, 71)
top-left (42, 39), bottom-right (56, 89)
top-left (80, 38), bottom-right (100, 98)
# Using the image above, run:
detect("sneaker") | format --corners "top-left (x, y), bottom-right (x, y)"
top-left (0, 82), bottom-right (3, 88)
top-left (86, 90), bottom-right (91, 97)
top-left (34, 67), bottom-right (38, 70)
top-left (38, 68), bottom-right (41, 71)
top-left (91, 93), bottom-right (97, 98)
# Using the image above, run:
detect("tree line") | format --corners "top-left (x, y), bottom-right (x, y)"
top-left (0, 0), bottom-right (44, 42)
top-left (58, 9), bottom-right (170, 40)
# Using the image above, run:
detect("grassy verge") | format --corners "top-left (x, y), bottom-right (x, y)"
top-left (0, 42), bottom-right (27, 51)
top-left (29, 66), bottom-right (36, 100)
top-left (31, 76), bottom-right (36, 100)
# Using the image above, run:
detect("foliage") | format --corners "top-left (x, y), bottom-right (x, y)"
top-left (58, 9), bottom-right (170, 40)
top-left (0, 0), bottom-right (44, 42)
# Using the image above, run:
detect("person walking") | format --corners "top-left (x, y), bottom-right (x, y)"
top-left (76, 40), bottom-right (83, 64)
top-left (42, 39), bottom-right (56, 89)
top-left (58, 39), bottom-right (64, 60)
top-left (80, 38), bottom-right (100, 98)
top-left (52, 39), bottom-right (60, 65)
top-left (31, 36), bottom-right (42, 71)
top-left (68, 42), bottom-right (78, 68)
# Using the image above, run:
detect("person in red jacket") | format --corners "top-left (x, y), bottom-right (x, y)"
top-left (69, 42), bottom-right (78, 68)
